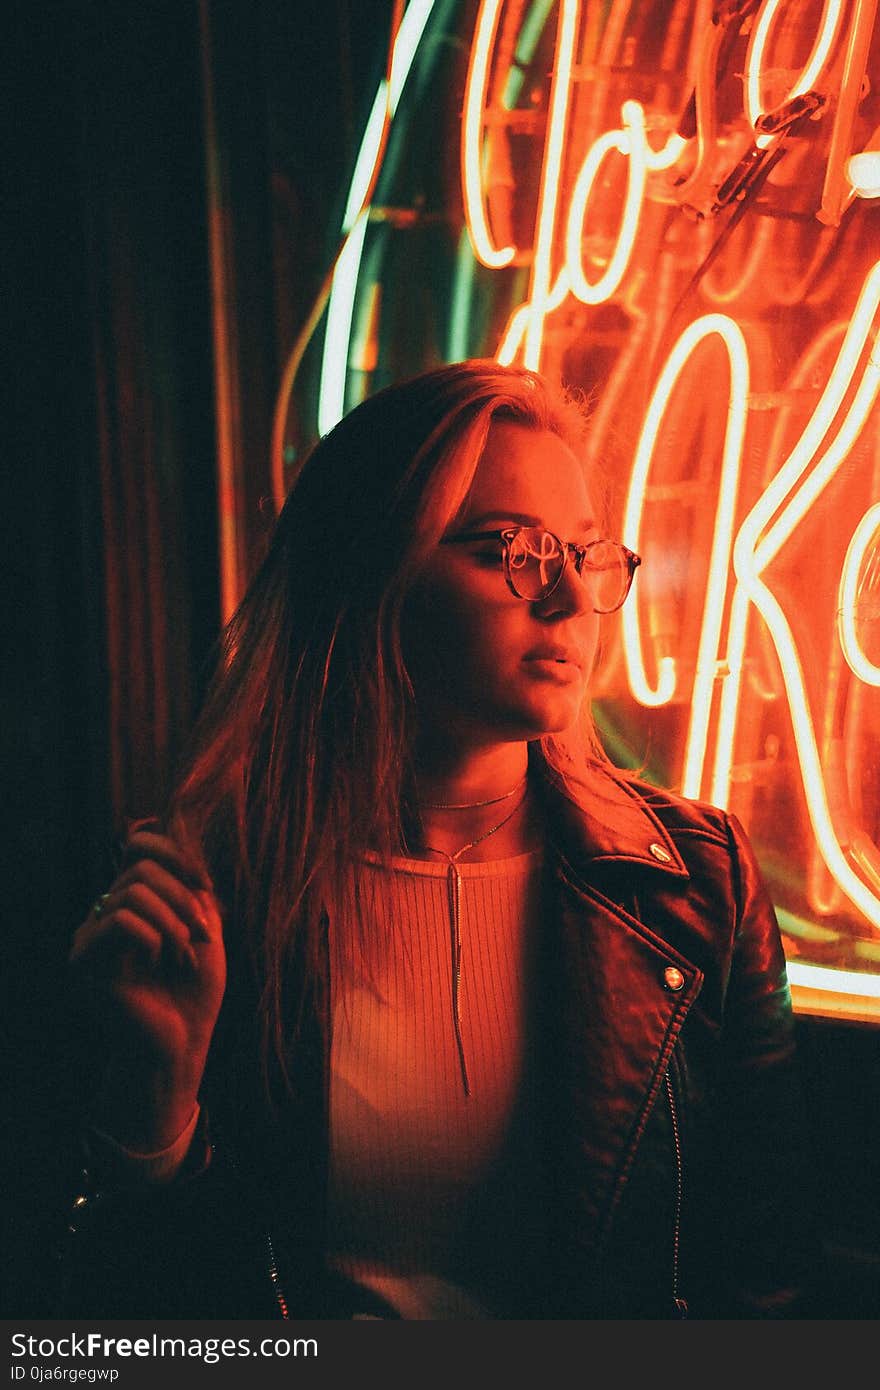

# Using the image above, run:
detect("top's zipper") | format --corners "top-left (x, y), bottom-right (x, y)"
top-left (447, 861), bottom-right (471, 1096)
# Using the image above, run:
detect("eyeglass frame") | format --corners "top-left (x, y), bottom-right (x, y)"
top-left (440, 526), bottom-right (641, 612)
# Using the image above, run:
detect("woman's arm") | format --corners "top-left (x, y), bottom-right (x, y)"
top-left (68, 827), bottom-right (227, 1152)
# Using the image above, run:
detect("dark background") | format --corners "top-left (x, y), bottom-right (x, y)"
top-left (3, 0), bottom-right (879, 1319)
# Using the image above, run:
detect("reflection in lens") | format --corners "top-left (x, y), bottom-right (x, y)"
top-left (508, 528), bottom-right (564, 598)
top-left (584, 539), bottom-right (629, 613)
top-left (506, 530), bottom-right (634, 610)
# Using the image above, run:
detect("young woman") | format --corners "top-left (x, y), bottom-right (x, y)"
top-left (62, 359), bottom-right (821, 1319)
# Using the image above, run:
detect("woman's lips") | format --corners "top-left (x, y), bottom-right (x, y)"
top-left (523, 649), bottom-right (583, 680)
top-left (524, 646), bottom-right (582, 667)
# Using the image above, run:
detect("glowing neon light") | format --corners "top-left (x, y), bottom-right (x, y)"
top-left (787, 961), bottom-right (880, 997)
top-left (611, 265), bottom-right (879, 929)
top-left (646, 133), bottom-right (687, 171)
top-left (304, 1), bottom-right (880, 1005)
top-left (461, 0), bottom-right (517, 268)
top-left (752, 265), bottom-right (880, 575)
top-left (819, 0), bottom-right (879, 224)
top-left (318, 214), bottom-right (370, 438)
top-left (318, 0), bottom-right (436, 435)
top-left (516, 0), bottom-right (555, 61)
top-left (343, 90), bottom-right (391, 235)
top-left (621, 315), bottom-right (749, 759)
top-left (565, 101), bottom-right (648, 306)
top-left (448, 227), bottom-right (478, 360)
top-left (838, 504), bottom-right (880, 686)
top-left (523, 0), bottom-right (580, 369)
top-left (492, 94), bottom-right (686, 350)
top-left (344, 2), bottom-right (437, 235)
top-left (708, 264), bottom-right (880, 927)
top-left (671, 13), bottom-right (725, 206)
top-left (847, 150), bottom-right (880, 198)
top-left (713, 266), bottom-right (876, 734)
top-left (745, 0), bottom-right (844, 149)
top-left (729, 570), bottom-right (880, 928)
top-left (701, 220), bottom-right (773, 306)
top-left (459, 1), bottom-right (858, 365)
top-left (496, 270), bottom-right (570, 365)
top-left (497, 303), bottom-right (531, 366)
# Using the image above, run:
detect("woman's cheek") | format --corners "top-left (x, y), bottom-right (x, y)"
top-left (401, 580), bottom-right (511, 705)
top-left (400, 580), bottom-right (467, 691)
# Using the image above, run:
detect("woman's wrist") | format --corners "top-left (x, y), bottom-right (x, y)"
top-left (89, 1059), bottom-right (205, 1154)
top-left (90, 1101), bottom-right (201, 1168)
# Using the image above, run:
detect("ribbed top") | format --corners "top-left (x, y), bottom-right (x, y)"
top-left (325, 848), bottom-right (549, 1319)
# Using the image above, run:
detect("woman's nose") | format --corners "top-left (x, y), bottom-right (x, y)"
top-left (534, 553), bottom-right (595, 617)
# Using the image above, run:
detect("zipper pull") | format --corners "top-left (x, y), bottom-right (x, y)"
top-left (673, 1295), bottom-right (689, 1318)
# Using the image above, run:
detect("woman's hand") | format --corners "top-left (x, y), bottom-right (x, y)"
top-left (69, 828), bottom-right (227, 1152)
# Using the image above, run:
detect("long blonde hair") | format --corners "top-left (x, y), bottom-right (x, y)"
top-left (166, 359), bottom-right (609, 1099)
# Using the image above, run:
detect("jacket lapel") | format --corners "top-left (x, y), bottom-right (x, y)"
top-left (534, 756), bottom-right (704, 1243)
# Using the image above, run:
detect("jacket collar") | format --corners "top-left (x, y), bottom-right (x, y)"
top-left (529, 747), bottom-right (689, 882)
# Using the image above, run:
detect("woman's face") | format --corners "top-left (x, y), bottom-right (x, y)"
top-left (403, 420), bottom-right (602, 749)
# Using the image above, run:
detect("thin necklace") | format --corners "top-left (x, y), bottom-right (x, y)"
top-left (415, 785), bottom-right (530, 1098)
top-left (418, 772), bottom-right (528, 811)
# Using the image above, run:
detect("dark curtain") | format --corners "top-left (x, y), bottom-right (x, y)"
top-left (4, 0), bottom-right (222, 1309)
top-left (2, 0), bottom-right (384, 1315)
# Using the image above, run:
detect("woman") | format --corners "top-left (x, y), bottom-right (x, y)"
top-left (62, 359), bottom-right (821, 1319)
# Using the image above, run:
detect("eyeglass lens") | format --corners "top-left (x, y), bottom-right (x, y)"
top-left (506, 529), bottom-right (632, 611)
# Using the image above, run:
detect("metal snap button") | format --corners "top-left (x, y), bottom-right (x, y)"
top-left (649, 841), bottom-right (673, 863)
top-left (663, 966), bottom-right (685, 991)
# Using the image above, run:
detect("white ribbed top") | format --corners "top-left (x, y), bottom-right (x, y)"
top-left (325, 848), bottom-right (548, 1319)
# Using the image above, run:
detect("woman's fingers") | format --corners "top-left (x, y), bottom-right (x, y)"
top-left (120, 883), bottom-right (202, 964)
top-left (71, 876), bottom-right (218, 975)
top-left (70, 831), bottom-right (225, 992)
top-left (118, 830), bottom-right (213, 892)
top-left (69, 911), bottom-right (189, 974)
top-left (109, 862), bottom-right (217, 944)
top-left (69, 834), bottom-right (227, 1087)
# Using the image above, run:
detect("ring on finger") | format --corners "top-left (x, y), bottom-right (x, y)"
top-left (92, 892), bottom-right (112, 919)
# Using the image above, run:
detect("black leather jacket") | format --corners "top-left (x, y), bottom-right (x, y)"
top-left (53, 758), bottom-right (822, 1319)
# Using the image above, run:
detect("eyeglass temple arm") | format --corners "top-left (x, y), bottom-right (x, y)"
top-left (440, 530), bottom-right (508, 543)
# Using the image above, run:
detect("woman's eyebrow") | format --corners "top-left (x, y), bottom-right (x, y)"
top-left (461, 511), bottom-right (596, 532)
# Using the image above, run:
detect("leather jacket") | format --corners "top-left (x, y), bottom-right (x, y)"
top-left (53, 756), bottom-right (823, 1320)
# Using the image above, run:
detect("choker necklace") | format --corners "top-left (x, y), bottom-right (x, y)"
top-left (415, 782), bottom-right (530, 1099)
top-left (418, 771), bottom-right (528, 810)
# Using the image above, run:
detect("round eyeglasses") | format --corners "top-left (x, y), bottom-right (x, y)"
top-left (441, 527), bottom-right (641, 612)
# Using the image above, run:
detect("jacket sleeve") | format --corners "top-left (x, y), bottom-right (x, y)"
top-left (702, 810), bottom-right (827, 1317)
top-left (45, 1108), bottom-right (283, 1320)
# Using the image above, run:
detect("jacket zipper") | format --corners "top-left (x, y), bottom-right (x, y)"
top-left (223, 1136), bottom-right (290, 1320)
top-left (224, 1136), bottom-right (289, 1321)
top-left (266, 1230), bottom-right (290, 1318)
top-left (265, 1083), bottom-right (689, 1322)
top-left (265, 945), bottom-right (690, 1320)
top-left (666, 1067), bottom-right (688, 1318)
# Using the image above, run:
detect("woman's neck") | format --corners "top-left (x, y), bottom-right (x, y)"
top-left (411, 742), bottom-right (530, 809)
top-left (406, 742), bottom-right (540, 862)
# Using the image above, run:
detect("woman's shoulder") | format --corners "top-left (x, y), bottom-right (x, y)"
top-left (534, 752), bottom-right (748, 876)
top-left (598, 763), bottom-right (736, 844)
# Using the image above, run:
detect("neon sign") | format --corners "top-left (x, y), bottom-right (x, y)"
top-left (271, 0), bottom-right (880, 1019)
top-left (618, 268), bottom-right (880, 936)
top-left (463, 0), bottom-right (877, 362)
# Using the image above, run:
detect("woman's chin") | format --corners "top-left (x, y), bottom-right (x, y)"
top-left (503, 690), bottom-right (588, 738)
